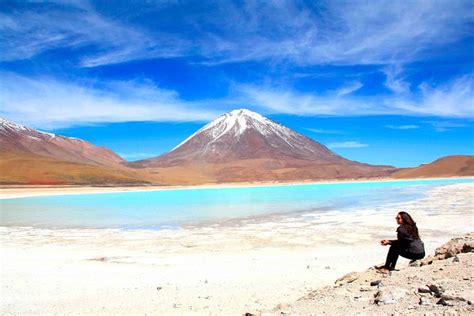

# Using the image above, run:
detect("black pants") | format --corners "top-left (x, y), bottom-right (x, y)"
top-left (384, 242), bottom-right (425, 270)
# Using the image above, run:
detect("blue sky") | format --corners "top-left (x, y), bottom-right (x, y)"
top-left (1, 0), bottom-right (473, 167)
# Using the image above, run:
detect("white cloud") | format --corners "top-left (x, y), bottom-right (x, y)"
top-left (384, 66), bottom-right (410, 94)
top-left (238, 75), bottom-right (474, 118)
top-left (391, 76), bottom-right (473, 118)
top-left (385, 125), bottom-right (419, 130)
top-left (423, 121), bottom-right (468, 132)
top-left (0, 73), bottom-right (220, 128)
top-left (334, 81), bottom-right (363, 96)
top-left (1, 1), bottom-right (472, 67)
top-left (304, 128), bottom-right (344, 134)
top-left (328, 141), bottom-right (368, 149)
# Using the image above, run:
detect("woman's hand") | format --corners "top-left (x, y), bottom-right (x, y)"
top-left (380, 239), bottom-right (390, 246)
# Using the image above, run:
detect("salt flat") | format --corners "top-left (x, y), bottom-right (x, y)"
top-left (0, 183), bottom-right (473, 314)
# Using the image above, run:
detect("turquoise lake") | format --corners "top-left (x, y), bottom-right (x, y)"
top-left (1, 178), bottom-right (472, 229)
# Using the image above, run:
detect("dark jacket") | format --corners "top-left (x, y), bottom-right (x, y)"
top-left (391, 224), bottom-right (425, 254)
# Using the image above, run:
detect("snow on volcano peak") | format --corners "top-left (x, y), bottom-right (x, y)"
top-left (172, 108), bottom-right (296, 150)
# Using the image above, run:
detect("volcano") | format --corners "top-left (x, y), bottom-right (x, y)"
top-left (132, 109), bottom-right (396, 183)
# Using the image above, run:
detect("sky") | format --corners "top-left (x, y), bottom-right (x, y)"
top-left (1, 0), bottom-right (473, 167)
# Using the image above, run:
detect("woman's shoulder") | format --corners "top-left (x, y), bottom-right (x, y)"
top-left (397, 224), bottom-right (410, 234)
top-left (397, 224), bottom-right (407, 231)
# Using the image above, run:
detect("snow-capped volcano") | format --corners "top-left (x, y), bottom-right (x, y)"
top-left (135, 109), bottom-right (346, 167)
top-left (0, 117), bottom-right (124, 166)
top-left (134, 109), bottom-right (382, 174)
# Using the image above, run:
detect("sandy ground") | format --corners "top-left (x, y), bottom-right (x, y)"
top-left (0, 182), bottom-right (473, 314)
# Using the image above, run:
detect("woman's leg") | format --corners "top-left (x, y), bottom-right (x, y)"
top-left (384, 242), bottom-right (401, 270)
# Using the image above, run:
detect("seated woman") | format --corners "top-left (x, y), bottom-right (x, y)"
top-left (378, 211), bottom-right (425, 273)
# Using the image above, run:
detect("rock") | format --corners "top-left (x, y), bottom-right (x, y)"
top-left (417, 286), bottom-right (431, 294)
top-left (325, 266), bottom-right (331, 269)
top-left (374, 286), bottom-right (408, 305)
top-left (427, 284), bottom-right (443, 298)
top-left (419, 296), bottom-right (432, 306)
top-left (420, 255), bottom-right (434, 266)
top-left (156, 287), bottom-right (162, 291)
top-left (434, 233), bottom-right (474, 259)
top-left (453, 255), bottom-right (460, 262)
top-left (360, 286), bottom-right (372, 292)
top-left (370, 280), bottom-right (382, 286)
top-left (335, 272), bottom-right (359, 286)
top-left (437, 298), bottom-right (454, 306)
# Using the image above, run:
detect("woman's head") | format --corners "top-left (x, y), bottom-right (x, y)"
top-left (397, 211), bottom-right (420, 239)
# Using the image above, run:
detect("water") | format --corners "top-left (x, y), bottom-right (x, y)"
top-left (0, 178), bottom-right (472, 229)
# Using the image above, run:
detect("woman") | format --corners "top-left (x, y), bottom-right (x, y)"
top-left (377, 211), bottom-right (425, 273)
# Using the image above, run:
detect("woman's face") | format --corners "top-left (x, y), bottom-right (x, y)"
top-left (395, 213), bottom-right (403, 225)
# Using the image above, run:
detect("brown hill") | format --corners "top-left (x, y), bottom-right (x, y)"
top-left (131, 109), bottom-right (396, 182)
top-left (0, 117), bottom-right (124, 166)
top-left (0, 150), bottom-right (149, 185)
top-left (393, 155), bottom-right (474, 179)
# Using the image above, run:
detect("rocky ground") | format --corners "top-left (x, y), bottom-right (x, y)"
top-left (254, 233), bottom-right (474, 315)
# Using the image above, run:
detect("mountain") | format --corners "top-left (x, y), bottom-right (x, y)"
top-left (0, 117), bottom-right (124, 166)
top-left (0, 151), bottom-right (149, 185)
top-left (393, 155), bottom-right (474, 179)
top-left (0, 117), bottom-right (148, 185)
top-left (131, 109), bottom-right (396, 183)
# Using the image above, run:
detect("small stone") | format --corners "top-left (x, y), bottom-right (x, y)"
top-left (325, 266), bottom-right (331, 269)
top-left (360, 286), bottom-right (372, 292)
top-left (306, 265), bottom-right (310, 269)
top-left (374, 286), bottom-right (408, 305)
top-left (418, 286), bottom-right (431, 294)
top-left (335, 272), bottom-right (358, 286)
top-left (370, 280), bottom-right (382, 286)
top-left (437, 298), bottom-right (453, 306)
top-left (427, 284), bottom-right (443, 298)
top-left (419, 296), bottom-right (432, 306)
top-left (156, 287), bottom-right (162, 291)
top-left (463, 277), bottom-right (469, 280)
top-left (453, 255), bottom-right (460, 262)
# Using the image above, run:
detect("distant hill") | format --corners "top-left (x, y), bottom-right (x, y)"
top-left (0, 150), bottom-right (149, 185)
top-left (393, 155), bottom-right (474, 179)
top-left (130, 109), bottom-right (396, 182)
top-left (0, 117), bottom-right (148, 185)
top-left (1, 117), bottom-right (124, 166)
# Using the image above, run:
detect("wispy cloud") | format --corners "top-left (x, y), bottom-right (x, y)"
top-left (334, 81), bottom-right (363, 96)
top-left (0, 72), bottom-right (220, 128)
top-left (238, 74), bottom-right (474, 118)
top-left (423, 120), bottom-right (468, 132)
top-left (304, 128), bottom-right (344, 134)
top-left (391, 76), bottom-right (473, 118)
top-left (385, 125), bottom-right (419, 130)
top-left (1, 1), bottom-right (472, 67)
top-left (384, 65), bottom-right (410, 94)
top-left (328, 141), bottom-right (368, 149)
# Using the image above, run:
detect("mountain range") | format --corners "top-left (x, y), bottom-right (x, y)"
top-left (1, 110), bottom-right (472, 185)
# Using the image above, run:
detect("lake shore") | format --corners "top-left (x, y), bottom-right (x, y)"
top-left (1, 176), bottom-right (472, 199)
top-left (1, 182), bottom-right (473, 314)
